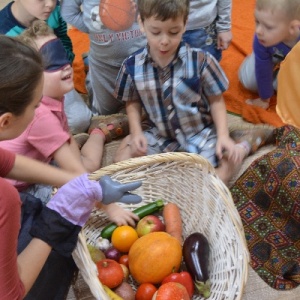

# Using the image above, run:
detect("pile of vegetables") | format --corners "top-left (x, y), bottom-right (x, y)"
top-left (87, 199), bottom-right (211, 300)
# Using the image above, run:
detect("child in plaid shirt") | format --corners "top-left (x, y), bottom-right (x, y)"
top-left (113, 0), bottom-right (274, 185)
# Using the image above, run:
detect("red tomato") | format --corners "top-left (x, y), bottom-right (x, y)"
top-left (153, 282), bottom-right (190, 300)
top-left (135, 283), bottom-right (157, 300)
top-left (119, 254), bottom-right (129, 268)
top-left (96, 259), bottom-right (123, 288)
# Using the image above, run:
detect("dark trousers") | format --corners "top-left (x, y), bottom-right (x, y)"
top-left (18, 192), bottom-right (78, 300)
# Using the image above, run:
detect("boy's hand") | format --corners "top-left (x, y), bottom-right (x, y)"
top-left (217, 31), bottom-right (232, 50)
top-left (130, 132), bottom-right (148, 156)
top-left (216, 135), bottom-right (236, 160)
top-left (218, 136), bottom-right (246, 164)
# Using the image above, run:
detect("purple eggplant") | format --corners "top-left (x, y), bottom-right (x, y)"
top-left (183, 232), bottom-right (210, 298)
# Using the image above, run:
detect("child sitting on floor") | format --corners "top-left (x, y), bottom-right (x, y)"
top-left (238, 0), bottom-right (300, 109)
top-left (0, 20), bottom-right (137, 226)
top-left (112, 0), bottom-right (274, 185)
top-left (0, 0), bottom-right (93, 134)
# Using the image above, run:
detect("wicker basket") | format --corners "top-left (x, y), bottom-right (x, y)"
top-left (72, 152), bottom-right (249, 300)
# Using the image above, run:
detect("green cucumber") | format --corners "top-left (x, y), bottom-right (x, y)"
top-left (100, 199), bottom-right (165, 239)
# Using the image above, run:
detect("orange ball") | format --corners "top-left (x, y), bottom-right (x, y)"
top-left (99, 0), bottom-right (135, 31)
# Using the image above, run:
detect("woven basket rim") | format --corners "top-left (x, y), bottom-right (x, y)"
top-left (88, 152), bottom-right (217, 179)
top-left (74, 152), bottom-right (250, 300)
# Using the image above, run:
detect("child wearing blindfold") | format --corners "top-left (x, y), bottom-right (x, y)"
top-left (0, 0), bottom-right (93, 134)
top-left (0, 20), bottom-right (139, 226)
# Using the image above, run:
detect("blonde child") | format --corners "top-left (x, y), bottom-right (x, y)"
top-left (238, 0), bottom-right (300, 109)
top-left (0, 0), bottom-right (93, 133)
top-left (0, 21), bottom-right (138, 228)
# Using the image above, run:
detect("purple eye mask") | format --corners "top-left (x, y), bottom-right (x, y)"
top-left (39, 38), bottom-right (70, 72)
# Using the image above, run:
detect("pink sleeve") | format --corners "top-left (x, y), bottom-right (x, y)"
top-left (26, 110), bottom-right (70, 158)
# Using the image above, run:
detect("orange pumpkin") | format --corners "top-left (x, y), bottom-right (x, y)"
top-left (128, 232), bottom-right (182, 284)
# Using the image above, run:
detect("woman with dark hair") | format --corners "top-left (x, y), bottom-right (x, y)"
top-left (0, 35), bottom-right (141, 300)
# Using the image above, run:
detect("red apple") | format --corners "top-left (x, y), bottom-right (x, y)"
top-left (136, 215), bottom-right (165, 237)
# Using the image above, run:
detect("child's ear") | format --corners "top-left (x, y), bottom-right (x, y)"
top-left (0, 113), bottom-right (14, 131)
top-left (137, 14), bottom-right (145, 34)
top-left (289, 19), bottom-right (300, 35)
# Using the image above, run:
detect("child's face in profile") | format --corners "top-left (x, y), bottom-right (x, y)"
top-left (139, 15), bottom-right (186, 68)
top-left (255, 8), bottom-right (295, 47)
top-left (19, 0), bottom-right (56, 20)
top-left (42, 62), bottom-right (74, 101)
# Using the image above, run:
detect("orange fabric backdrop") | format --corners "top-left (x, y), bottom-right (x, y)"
top-left (68, 28), bottom-right (89, 94)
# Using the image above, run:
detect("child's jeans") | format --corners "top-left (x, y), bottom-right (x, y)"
top-left (183, 21), bottom-right (222, 61)
top-left (18, 192), bottom-right (77, 300)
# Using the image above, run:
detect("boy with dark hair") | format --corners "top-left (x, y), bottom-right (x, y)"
top-left (113, 0), bottom-right (273, 185)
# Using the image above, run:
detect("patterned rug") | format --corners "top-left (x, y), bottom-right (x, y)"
top-left (230, 125), bottom-right (300, 290)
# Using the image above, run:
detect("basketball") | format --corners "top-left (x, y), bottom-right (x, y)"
top-left (99, 0), bottom-right (136, 31)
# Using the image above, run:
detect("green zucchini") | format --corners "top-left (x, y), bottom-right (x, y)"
top-left (100, 199), bottom-right (165, 239)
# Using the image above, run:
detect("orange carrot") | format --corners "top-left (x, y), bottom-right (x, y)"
top-left (162, 202), bottom-right (183, 245)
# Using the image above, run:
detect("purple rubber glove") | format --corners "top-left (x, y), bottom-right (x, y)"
top-left (47, 173), bottom-right (142, 226)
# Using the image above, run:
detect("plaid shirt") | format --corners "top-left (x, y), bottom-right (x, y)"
top-left (114, 42), bottom-right (229, 152)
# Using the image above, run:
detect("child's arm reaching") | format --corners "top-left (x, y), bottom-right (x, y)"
top-left (53, 141), bottom-right (87, 175)
top-left (208, 94), bottom-right (234, 159)
top-left (7, 153), bottom-right (76, 187)
top-left (216, 0), bottom-right (232, 50)
top-left (245, 36), bottom-right (274, 108)
top-left (97, 203), bottom-right (139, 226)
top-left (209, 95), bottom-right (247, 164)
top-left (127, 101), bottom-right (148, 157)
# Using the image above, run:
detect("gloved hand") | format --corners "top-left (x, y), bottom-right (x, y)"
top-left (100, 175), bottom-right (142, 205)
top-left (47, 173), bottom-right (142, 226)
top-left (30, 173), bottom-right (142, 256)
